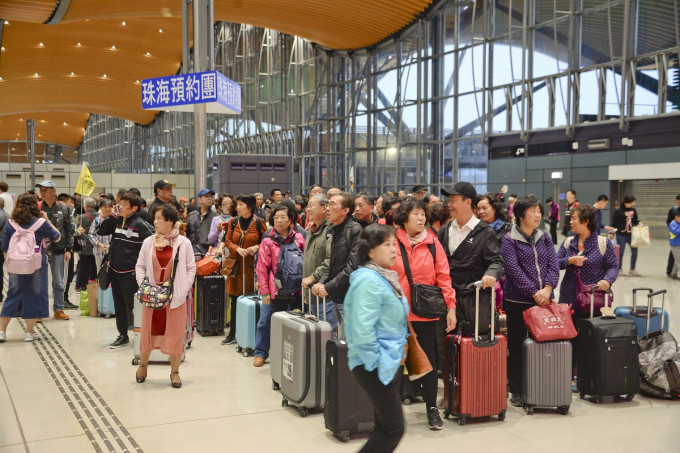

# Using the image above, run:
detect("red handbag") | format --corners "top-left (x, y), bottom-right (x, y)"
top-left (196, 247), bottom-right (220, 276)
top-left (523, 303), bottom-right (577, 342)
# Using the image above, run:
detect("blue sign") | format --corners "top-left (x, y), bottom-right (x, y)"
top-left (141, 70), bottom-right (241, 114)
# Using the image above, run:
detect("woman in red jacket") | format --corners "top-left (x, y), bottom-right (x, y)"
top-left (391, 198), bottom-right (457, 431)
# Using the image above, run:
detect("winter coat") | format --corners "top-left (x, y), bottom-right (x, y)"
top-left (391, 228), bottom-right (456, 322)
top-left (224, 215), bottom-right (267, 296)
top-left (670, 220), bottom-right (680, 247)
top-left (320, 216), bottom-right (363, 304)
top-left (612, 206), bottom-right (639, 237)
top-left (302, 220), bottom-right (331, 284)
top-left (345, 267), bottom-right (409, 386)
top-left (256, 228), bottom-right (305, 299)
top-left (556, 233), bottom-right (619, 305)
top-left (500, 225), bottom-right (559, 304)
top-left (97, 212), bottom-right (154, 273)
top-left (135, 235), bottom-right (196, 309)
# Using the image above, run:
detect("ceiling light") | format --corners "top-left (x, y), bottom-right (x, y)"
top-left (111, 45), bottom-right (116, 50)
top-left (146, 52), bottom-right (151, 56)
top-left (135, 80), bottom-right (140, 84)
top-left (39, 42), bottom-right (44, 47)
top-left (159, 29), bottom-right (163, 33)
top-left (40, 119), bottom-right (45, 123)
top-left (77, 42), bottom-right (82, 47)
top-left (1, 47), bottom-right (4, 51)
top-left (19, 117), bottom-right (23, 121)
top-left (103, 74), bottom-right (107, 78)
top-left (4, 21), bottom-right (9, 25)
top-left (0, 76), bottom-right (3, 81)
top-left (63, 122), bottom-right (68, 126)
top-left (122, 21), bottom-right (126, 26)
top-left (34, 72), bottom-right (39, 77)
top-left (70, 72), bottom-right (75, 76)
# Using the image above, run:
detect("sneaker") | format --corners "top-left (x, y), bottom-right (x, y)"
top-left (24, 332), bottom-right (39, 342)
top-left (628, 269), bottom-right (641, 277)
top-left (221, 335), bottom-right (236, 345)
top-left (109, 336), bottom-right (129, 348)
top-left (427, 407), bottom-right (444, 430)
top-left (53, 310), bottom-right (70, 320)
top-left (63, 301), bottom-right (79, 310)
top-left (510, 393), bottom-right (524, 407)
top-left (0, 331), bottom-right (6, 343)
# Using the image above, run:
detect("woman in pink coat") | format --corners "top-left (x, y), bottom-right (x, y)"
top-left (253, 204), bottom-right (305, 367)
top-left (134, 205), bottom-right (196, 388)
top-left (391, 198), bottom-right (456, 431)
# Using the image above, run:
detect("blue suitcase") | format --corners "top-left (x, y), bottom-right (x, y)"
top-left (235, 293), bottom-right (261, 357)
top-left (97, 286), bottom-right (115, 318)
top-left (614, 287), bottom-right (669, 339)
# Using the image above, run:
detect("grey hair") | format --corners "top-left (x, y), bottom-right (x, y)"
top-left (311, 194), bottom-right (329, 206)
top-left (254, 192), bottom-right (263, 197)
top-left (83, 196), bottom-right (96, 209)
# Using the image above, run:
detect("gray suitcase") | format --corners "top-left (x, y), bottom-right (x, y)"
top-left (270, 310), bottom-right (299, 390)
top-left (280, 291), bottom-right (333, 417)
top-left (522, 337), bottom-right (572, 415)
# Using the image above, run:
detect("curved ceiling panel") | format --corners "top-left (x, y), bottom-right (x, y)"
top-left (0, 0), bottom-right (57, 24)
top-left (0, 112), bottom-right (90, 148)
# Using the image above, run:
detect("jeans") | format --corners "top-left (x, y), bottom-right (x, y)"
top-left (48, 252), bottom-right (65, 312)
top-left (309, 299), bottom-right (338, 333)
top-left (110, 271), bottom-right (138, 338)
top-left (616, 234), bottom-right (638, 270)
top-left (351, 366), bottom-right (404, 453)
top-left (254, 295), bottom-right (296, 360)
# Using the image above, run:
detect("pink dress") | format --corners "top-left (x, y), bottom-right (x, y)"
top-left (139, 246), bottom-right (187, 356)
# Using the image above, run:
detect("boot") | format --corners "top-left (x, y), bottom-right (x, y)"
top-left (87, 282), bottom-right (99, 317)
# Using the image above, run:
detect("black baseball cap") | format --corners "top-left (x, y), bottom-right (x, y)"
top-left (153, 179), bottom-right (175, 194)
top-left (412, 184), bottom-right (427, 194)
top-left (441, 182), bottom-right (477, 200)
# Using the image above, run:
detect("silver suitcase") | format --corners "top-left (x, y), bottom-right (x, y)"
top-left (522, 337), bottom-right (572, 415)
top-left (270, 310), bottom-right (299, 390)
top-left (280, 291), bottom-right (333, 417)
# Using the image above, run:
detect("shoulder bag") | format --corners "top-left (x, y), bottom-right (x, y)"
top-left (398, 241), bottom-right (447, 319)
top-left (136, 245), bottom-right (182, 310)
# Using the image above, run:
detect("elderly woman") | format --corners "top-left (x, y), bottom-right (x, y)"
top-left (216, 194), bottom-right (266, 345)
top-left (0, 194), bottom-right (61, 342)
top-left (500, 195), bottom-right (559, 408)
top-left (477, 193), bottom-right (512, 244)
top-left (345, 224), bottom-right (407, 452)
top-left (391, 198), bottom-right (456, 430)
top-left (208, 193), bottom-right (234, 246)
top-left (135, 205), bottom-right (196, 388)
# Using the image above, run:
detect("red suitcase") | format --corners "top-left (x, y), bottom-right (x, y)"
top-left (443, 281), bottom-right (507, 425)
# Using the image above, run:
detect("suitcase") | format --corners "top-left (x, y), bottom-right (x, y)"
top-left (400, 368), bottom-right (424, 405)
top-left (270, 294), bottom-right (304, 390)
top-left (522, 338), bottom-right (572, 415)
top-left (443, 281), bottom-right (507, 425)
top-left (614, 287), bottom-right (670, 339)
top-left (132, 294), bottom-right (193, 365)
top-left (324, 338), bottom-right (375, 442)
top-left (235, 294), bottom-right (261, 356)
top-left (195, 274), bottom-right (226, 336)
top-left (575, 288), bottom-right (640, 402)
top-left (280, 293), bottom-right (333, 417)
top-left (97, 286), bottom-right (115, 318)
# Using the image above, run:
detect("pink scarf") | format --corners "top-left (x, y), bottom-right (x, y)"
top-left (407, 229), bottom-right (428, 247)
top-left (153, 221), bottom-right (181, 250)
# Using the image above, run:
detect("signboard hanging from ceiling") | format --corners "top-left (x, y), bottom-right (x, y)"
top-left (141, 70), bottom-right (241, 114)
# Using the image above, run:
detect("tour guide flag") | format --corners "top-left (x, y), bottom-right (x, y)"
top-left (75, 163), bottom-right (96, 196)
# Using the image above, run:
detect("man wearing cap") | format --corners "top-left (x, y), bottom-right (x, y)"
top-left (412, 185), bottom-right (428, 200)
top-left (148, 179), bottom-right (175, 217)
top-left (437, 182), bottom-right (504, 335)
top-left (186, 189), bottom-right (217, 257)
top-left (36, 180), bottom-right (76, 320)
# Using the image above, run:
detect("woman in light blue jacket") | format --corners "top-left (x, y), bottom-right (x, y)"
top-left (345, 223), bottom-right (408, 453)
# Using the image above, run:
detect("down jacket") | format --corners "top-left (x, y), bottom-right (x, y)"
top-left (256, 227), bottom-right (305, 299)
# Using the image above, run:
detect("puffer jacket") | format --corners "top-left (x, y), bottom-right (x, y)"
top-left (320, 216), bottom-right (363, 304)
top-left (302, 219), bottom-right (331, 284)
top-left (345, 267), bottom-right (409, 386)
top-left (391, 228), bottom-right (456, 322)
top-left (500, 225), bottom-right (559, 303)
top-left (256, 227), bottom-right (305, 299)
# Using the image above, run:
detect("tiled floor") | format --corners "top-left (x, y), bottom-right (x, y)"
top-left (1, 238), bottom-right (679, 453)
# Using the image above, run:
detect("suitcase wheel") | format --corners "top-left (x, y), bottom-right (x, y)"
top-left (105, 314), bottom-right (112, 319)
top-left (624, 394), bottom-right (635, 402)
top-left (579, 392), bottom-right (585, 400)
top-left (443, 410), bottom-right (450, 419)
top-left (187, 341), bottom-right (192, 349)
top-left (402, 398), bottom-right (412, 406)
top-left (557, 406), bottom-right (569, 415)
top-left (458, 417), bottom-right (467, 426)
top-left (335, 433), bottom-right (351, 443)
top-left (242, 350), bottom-right (250, 357)
top-left (525, 406), bottom-right (533, 416)
top-left (498, 410), bottom-right (506, 421)
top-left (273, 381), bottom-right (280, 391)
top-left (282, 398), bottom-right (288, 406)
top-left (298, 408), bottom-right (309, 418)
top-left (236, 346), bottom-right (243, 353)
top-left (132, 358), bottom-right (140, 366)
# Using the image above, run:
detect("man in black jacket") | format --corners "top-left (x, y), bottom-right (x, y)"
top-left (97, 192), bottom-right (154, 348)
top-left (186, 189), bottom-right (217, 257)
top-left (148, 179), bottom-right (175, 217)
top-left (312, 192), bottom-right (362, 337)
top-left (437, 182), bottom-right (504, 335)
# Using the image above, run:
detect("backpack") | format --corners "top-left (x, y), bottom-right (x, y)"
top-left (563, 235), bottom-right (607, 255)
top-left (274, 235), bottom-right (304, 295)
top-left (6, 218), bottom-right (46, 274)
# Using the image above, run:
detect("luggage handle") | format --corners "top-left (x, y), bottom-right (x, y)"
top-left (242, 255), bottom-right (246, 294)
top-left (632, 287), bottom-right (653, 312)
top-left (646, 289), bottom-right (666, 336)
top-left (303, 287), bottom-right (326, 321)
top-left (589, 286), bottom-right (610, 319)
top-left (473, 280), bottom-right (495, 342)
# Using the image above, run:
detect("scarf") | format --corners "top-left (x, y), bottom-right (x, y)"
top-left (154, 222), bottom-right (180, 250)
top-left (489, 218), bottom-right (506, 233)
top-left (515, 224), bottom-right (537, 245)
top-left (364, 261), bottom-right (404, 299)
top-left (407, 229), bottom-right (428, 247)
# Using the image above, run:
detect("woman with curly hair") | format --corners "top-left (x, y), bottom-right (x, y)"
top-left (476, 192), bottom-right (512, 244)
top-left (0, 193), bottom-right (61, 342)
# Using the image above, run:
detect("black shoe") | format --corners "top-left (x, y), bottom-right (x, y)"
top-left (109, 336), bottom-right (129, 349)
top-left (63, 301), bottom-right (79, 310)
top-left (510, 393), bottom-right (524, 407)
top-left (221, 335), bottom-right (236, 345)
top-left (427, 407), bottom-right (444, 430)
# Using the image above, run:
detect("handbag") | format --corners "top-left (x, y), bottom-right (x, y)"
top-left (221, 217), bottom-right (251, 277)
top-left (631, 224), bottom-right (650, 247)
top-left (404, 321), bottom-right (434, 381)
top-left (398, 242), bottom-right (447, 319)
top-left (574, 267), bottom-right (613, 314)
top-left (136, 245), bottom-right (181, 310)
top-left (522, 302), bottom-right (577, 342)
top-left (98, 251), bottom-right (111, 290)
top-left (196, 246), bottom-right (220, 276)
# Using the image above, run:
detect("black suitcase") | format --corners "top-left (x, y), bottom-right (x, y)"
top-left (575, 289), bottom-right (639, 402)
top-left (324, 339), bottom-right (374, 443)
top-left (195, 275), bottom-right (226, 336)
top-left (400, 368), bottom-right (424, 405)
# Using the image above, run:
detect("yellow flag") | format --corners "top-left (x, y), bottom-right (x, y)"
top-left (75, 164), bottom-right (96, 196)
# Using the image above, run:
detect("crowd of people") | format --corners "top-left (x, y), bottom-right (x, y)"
top-left (2, 176), bottom-right (680, 452)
